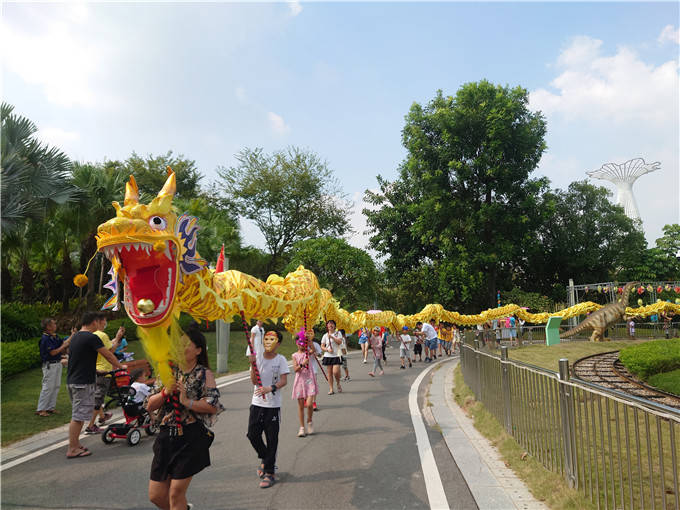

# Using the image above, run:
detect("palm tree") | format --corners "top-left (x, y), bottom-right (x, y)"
top-left (1, 102), bottom-right (77, 301)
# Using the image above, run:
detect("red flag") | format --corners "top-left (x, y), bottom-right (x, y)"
top-left (215, 244), bottom-right (225, 273)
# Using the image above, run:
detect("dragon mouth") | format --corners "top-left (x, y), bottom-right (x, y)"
top-left (101, 241), bottom-right (178, 326)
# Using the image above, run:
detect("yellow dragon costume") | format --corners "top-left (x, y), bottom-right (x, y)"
top-left (87, 169), bottom-right (680, 383)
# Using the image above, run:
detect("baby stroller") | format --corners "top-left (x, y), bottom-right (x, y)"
top-left (101, 370), bottom-right (158, 446)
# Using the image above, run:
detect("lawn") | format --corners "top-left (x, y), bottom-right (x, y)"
top-left (1, 328), bottom-right (301, 446)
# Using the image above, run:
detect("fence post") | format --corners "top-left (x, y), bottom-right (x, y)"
top-left (474, 339), bottom-right (481, 400)
top-left (501, 346), bottom-right (512, 435)
top-left (558, 359), bottom-right (577, 488)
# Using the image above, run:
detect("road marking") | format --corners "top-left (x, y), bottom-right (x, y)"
top-left (1, 371), bottom-right (257, 472)
top-left (409, 359), bottom-right (450, 510)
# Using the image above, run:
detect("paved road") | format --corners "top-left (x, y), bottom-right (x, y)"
top-left (1, 353), bottom-right (476, 510)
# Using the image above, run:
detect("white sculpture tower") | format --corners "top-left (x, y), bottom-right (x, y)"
top-left (586, 158), bottom-right (660, 221)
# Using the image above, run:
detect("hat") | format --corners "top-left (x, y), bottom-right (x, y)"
top-left (402, 326), bottom-right (409, 331)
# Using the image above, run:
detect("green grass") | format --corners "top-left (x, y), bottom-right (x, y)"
top-left (502, 340), bottom-right (650, 372)
top-left (648, 368), bottom-right (680, 395)
top-left (1, 330), bottom-right (302, 446)
top-left (452, 365), bottom-right (594, 510)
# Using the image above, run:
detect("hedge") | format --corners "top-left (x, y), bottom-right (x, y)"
top-left (1, 338), bottom-right (41, 380)
top-left (619, 339), bottom-right (680, 379)
top-left (1, 302), bottom-right (61, 342)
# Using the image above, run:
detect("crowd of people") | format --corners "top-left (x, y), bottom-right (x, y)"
top-left (39, 312), bottom-right (465, 509)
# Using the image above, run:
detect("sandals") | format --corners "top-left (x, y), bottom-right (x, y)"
top-left (256, 464), bottom-right (265, 478)
top-left (66, 449), bottom-right (92, 459)
top-left (259, 474), bottom-right (276, 489)
top-left (327, 390), bottom-right (335, 395)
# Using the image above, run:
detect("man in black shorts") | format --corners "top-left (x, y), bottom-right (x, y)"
top-left (66, 311), bottom-right (126, 459)
top-left (412, 327), bottom-right (423, 362)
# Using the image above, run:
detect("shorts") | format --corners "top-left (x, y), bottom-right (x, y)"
top-left (94, 373), bottom-right (112, 409)
top-left (441, 341), bottom-right (451, 351)
top-left (358, 338), bottom-right (367, 345)
top-left (399, 347), bottom-right (410, 358)
top-left (68, 383), bottom-right (95, 422)
top-left (150, 422), bottom-right (213, 481)
top-left (426, 339), bottom-right (438, 350)
top-left (322, 356), bottom-right (342, 366)
top-left (413, 344), bottom-right (422, 355)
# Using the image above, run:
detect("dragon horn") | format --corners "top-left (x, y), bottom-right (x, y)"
top-left (124, 175), bottom-right (139, 206)
top-left (158, 166), bottom-right (176, 198)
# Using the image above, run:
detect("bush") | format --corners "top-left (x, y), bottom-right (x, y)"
top-left (1, 302), bottom-right (62, 342)
top-left (619, 339), bottom-right (680, 379)
top-left (1, 338), bottom-right (41, 380)
top-left (648, 369), bottom-right (680, 396)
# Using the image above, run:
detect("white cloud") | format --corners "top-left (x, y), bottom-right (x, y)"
top-left (658, 24), bottom-right (680, 45)
top-left (288, 1), bottom-right (303, 17)
top-left (267, 111), bottom-right (291, 135)
top-left (38, 127), bottom-right (80, 148)
top-left (530, 36), bottom-right (679, 124)
top-left (1, 4), bottom-right (117, 109)
top-left (530, 34), bottom-right (679, 246)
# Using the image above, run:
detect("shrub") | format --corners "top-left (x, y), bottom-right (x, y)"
top-left (648, 369), bottom-right (680, 396)
top-left (1, 338), bottom-right (41, 379)
top-left (619, 339), bottom-right (680, 379)
top-left (1, 302), bottom-right (62, 342)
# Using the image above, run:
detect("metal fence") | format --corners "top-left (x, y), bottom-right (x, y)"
top-left (460, 341), bottom-right (680, 509)
top-left (465, 321), bottom-right (680, 347)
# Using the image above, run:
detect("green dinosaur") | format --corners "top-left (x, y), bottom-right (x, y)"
top-left (560, 281), bottom-right (639, 342)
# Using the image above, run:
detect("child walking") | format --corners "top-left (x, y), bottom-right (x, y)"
top-left (246, 330), bottom-right (289, 489)
top-left (368, 327), bottom-right (384, 377)
top-left (292, 331), bottom-right (318, 437)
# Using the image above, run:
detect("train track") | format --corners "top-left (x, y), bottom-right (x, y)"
top-left (572, 350), bottom-right (680, 410)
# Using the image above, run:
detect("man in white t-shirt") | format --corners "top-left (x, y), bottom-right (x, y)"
top-left (245, 319), bottom-right (264, 357)
top-left (246, 330), bottom-right (289, 488)
top-left (416, 319), bottom-right (439, 363)
top-left (399, 326), bottom-right (412, 369)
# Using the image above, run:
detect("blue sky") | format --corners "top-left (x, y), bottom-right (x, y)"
top-left (2, 1), bottom-right (678, 255)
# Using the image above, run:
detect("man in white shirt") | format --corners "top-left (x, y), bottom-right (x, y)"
top-left (416, 319), bottom-right (439, 363)
top-left (245, 319), bottom-right (264, 357)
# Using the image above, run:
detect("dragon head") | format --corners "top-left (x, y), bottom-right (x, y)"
top-left (96, 168), bottom-right (206, 327)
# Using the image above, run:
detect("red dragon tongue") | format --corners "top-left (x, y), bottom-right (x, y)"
top-left (129, 266), bottom-right (165, 312)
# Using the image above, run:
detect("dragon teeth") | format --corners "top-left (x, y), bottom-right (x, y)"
top-left (163, 244), bottom-right (173, 261)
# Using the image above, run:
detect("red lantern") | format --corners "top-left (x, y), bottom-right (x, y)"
top-left (617, 287), bottom-right (623, 294)
top-left (675, 286), bottom-right (680, 294)
top-left (657, 285), bottom-right (663, 293)
top-left (637, 286), bottom-right (645, 295)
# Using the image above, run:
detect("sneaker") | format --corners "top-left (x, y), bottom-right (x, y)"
top-left (187, 504), bottom-right (194, 510)
top-left (400, 366), bottom-right (405, 370)
top-left (84, 425), bottom-right (101, 435)
top-left (313, 402), bottom-right (318, 411)
top-left (98, 412), bottom-right (113, 425)
top-left (306, 422), bottom-right (314, 435)
top-left (363, 359), bottom-right (367, 364)
top-left (368, 372), bottom-right (375, 377)
top-left (297, 427), bottom-right (306, 438)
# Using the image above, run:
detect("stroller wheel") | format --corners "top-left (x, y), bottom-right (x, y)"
top-left (127, 428), bottom-right (141, 446)
top-left (145, 418), bottom-right (158, 436)
top-left (102, 426), bottom-right (116, 444)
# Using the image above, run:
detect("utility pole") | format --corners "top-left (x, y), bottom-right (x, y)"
top-left (216, 257), bottom-right (230, 373)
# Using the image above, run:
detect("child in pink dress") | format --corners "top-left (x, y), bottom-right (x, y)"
top-left (368, 327), bottom-right (384, 377)
top-left (291, 332), bottom-right (318, 437)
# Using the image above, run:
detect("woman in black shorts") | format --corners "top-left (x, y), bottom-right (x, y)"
top-left (146, 324), bottom-right (224, 510)
top-left (321, 320), bottom-right (343, 394)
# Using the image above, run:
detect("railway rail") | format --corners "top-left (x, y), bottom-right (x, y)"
top-left (572, 350), bottom-right (680, 410)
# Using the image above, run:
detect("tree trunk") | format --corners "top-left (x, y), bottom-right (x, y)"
top-left (81, 233), bottom-right (98, 309)
top-left (1, 262), bottom-right (12, 301)
top-left (86, 256), bottom-right (96, 309)
top-left (21, 258), bottom-right (35, 302)
top-left (61, 250), bottom-right (74, 313)
top-left (45, 266), bottom-right (58, 303)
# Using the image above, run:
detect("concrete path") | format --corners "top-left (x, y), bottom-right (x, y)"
top-left (1, 351), bottom-right (544, 509)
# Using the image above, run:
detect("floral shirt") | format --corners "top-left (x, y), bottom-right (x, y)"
top-left (147, 364), bottom-right (224, 429)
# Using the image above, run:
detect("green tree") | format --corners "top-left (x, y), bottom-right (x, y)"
top-left (283, 237), bottom-right (378, 311)
top-left (532, 181), bottom-right (646, 298)
top-left (1, 103), bottom-right (77, 301)
top-left (365, 82), bottom-right (548, 311)
top-left (106, 151), bottom-right (202, 199)
top-left (217, 147), bottom-right (352, 273)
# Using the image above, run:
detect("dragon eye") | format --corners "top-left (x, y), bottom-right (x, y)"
top-left (148, 216), bottom-right (167, 230)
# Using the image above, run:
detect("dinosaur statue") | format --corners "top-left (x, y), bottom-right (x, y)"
top-left (560, 281), bottom-right (639, 342)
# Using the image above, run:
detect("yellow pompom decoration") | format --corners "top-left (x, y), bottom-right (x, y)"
top-left (73, 274), bottom-right (89, 287)
top-left (153, 241), bottom-right (166, 253)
